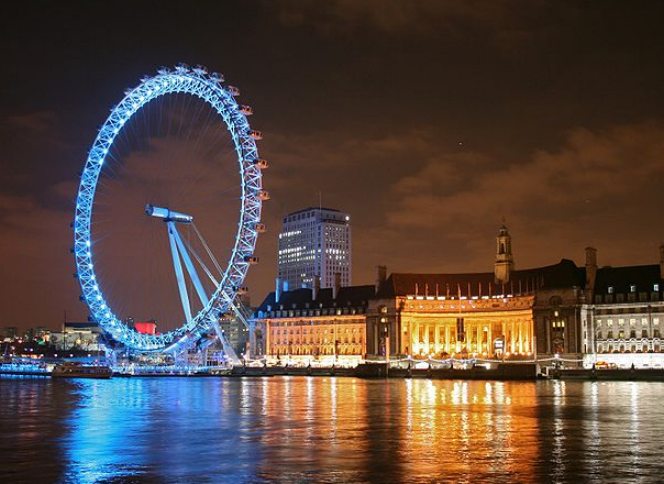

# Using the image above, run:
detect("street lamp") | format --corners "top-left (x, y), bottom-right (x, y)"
top-left (380, 316), bottom-right (390, 362)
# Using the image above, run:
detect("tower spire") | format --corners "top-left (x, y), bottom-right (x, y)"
top-left (494, 223), bottom-right (514, 284)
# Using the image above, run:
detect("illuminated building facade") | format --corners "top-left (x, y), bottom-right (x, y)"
top-left (219, 314), bottom-right (250, 357)
top-left (49, 322), bottom-right (104, 352)
top-left (277, 207), bottom-right (351, 290)
top-left (253, 281), bottom-right (374, 363)
top-left (133, 321), bottom-right (157, 335)
top-left (1, 327), bottom-right (18, 341)
top-left (367, 226), bottom-right (586, 359)
top-left (260, 224), bottom-right (664, 365)
top-left (581, 246), bottom-right (664, 367)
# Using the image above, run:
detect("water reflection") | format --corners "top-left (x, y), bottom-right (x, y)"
top-left (397, 380), bottom-right (539, 481)
top-left (2, 377), bottom-right (664, 482)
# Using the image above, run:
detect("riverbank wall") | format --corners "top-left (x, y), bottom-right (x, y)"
top-left (6, 363), bottom-right (664, 381)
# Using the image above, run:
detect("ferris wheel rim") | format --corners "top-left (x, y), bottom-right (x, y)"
top-left (72, 65), bottom-right (263, 353)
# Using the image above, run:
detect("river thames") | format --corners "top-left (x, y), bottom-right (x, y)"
top-left (1, 377), bottom-right (663, 483)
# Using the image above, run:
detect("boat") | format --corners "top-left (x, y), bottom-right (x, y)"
top-left (51, 362), bottom-right (113, 379)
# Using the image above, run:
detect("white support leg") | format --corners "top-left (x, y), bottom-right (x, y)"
top-left (170, 224), bottom-right (210, 306)
top-left (167, 221), bottom-right (192, 323)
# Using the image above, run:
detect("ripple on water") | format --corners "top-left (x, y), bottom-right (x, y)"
top-left (1, 377), bottom-right (664, 483)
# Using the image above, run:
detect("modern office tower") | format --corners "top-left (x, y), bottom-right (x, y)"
top-left (277, 207), bottom-right (352, 290)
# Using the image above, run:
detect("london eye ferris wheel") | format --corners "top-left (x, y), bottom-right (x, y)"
top-left (72, 64), bottom-right (268, 355)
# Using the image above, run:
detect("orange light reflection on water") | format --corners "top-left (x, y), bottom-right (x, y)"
top-left (247, 377), bottom-right (540, 482)
top-left (4, 377), bottom-right (664, 482)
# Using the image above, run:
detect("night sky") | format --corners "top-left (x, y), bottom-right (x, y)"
top-left (2, 1), bottom-right (664, 331)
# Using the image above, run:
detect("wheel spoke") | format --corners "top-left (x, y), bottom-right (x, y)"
top-left (73, 65), bottom-right (266, 355)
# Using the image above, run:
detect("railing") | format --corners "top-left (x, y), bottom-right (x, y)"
top-left (0, 363), bottom-right (51, 375)
top-left (112, 364), bottom-right (232, 375)
top-left (364, 354), bottom-right (585, 367)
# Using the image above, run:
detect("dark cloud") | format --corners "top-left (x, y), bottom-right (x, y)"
top-left (1, 1), bottom-right (664, 330)
top-left (276, 0), bottom-right (546, 35)
top-left (273, 0), bottom-right (584, 62)
top-left (385, 121), bottom-right (664, 270)
top-left (0, 191), bottom-right (79, 327)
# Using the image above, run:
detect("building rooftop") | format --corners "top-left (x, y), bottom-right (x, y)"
top-left (257, 258), bottom-right (663, 313)
top-left (594, 264), bottom-right (662, 294)
top-left (285, 206), bottom-right (342, 216)
top-left (64, 322), bottom-right (102, 332)
top-left (376, 259), bottom-right (585, 298)
top-left (255, 285), bottom-right (375, 315)
top-left (282, 207), bottom-right (349, 224)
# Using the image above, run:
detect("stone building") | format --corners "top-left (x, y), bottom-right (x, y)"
top-left (366, 226), bottom-right (586, 360)
top-left (253, 275), bottom-right (374, 364)
top-left (255, 224), bottom-right (663, 367)
top-left (49, 322), bottom-right (104, 352)
top-left (581, 246), bottom-right (664, 367)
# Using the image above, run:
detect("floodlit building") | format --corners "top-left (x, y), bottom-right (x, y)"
top-left (366, 226), bottom-right (586, 360)
top-left (50, 322), bottom-right (104, 352)
top-left (133, 321), bottom-right (157, 335)
top-left (277, 207), bottom-right (351, 290)
top-left (253, 275), bottom-right (374, 365)
top-left (581, 246), bottom-right (664, 368)
top-left (257, 222), bottom-right (664, 367)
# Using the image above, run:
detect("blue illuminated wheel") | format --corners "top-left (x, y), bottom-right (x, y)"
top-left (73, 65), bottom-right (266, 353)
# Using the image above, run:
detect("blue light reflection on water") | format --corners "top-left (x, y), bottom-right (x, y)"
top-left (3, 377), bottom-right (664, 483)
top-left (62, 378), bottom-right (265, 483)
